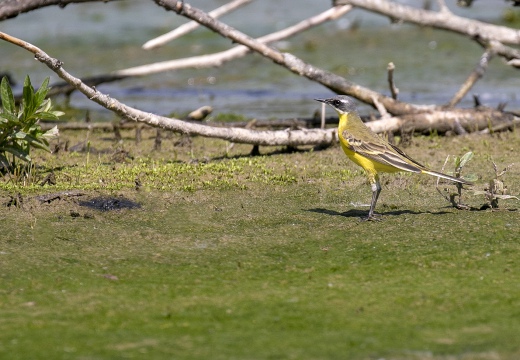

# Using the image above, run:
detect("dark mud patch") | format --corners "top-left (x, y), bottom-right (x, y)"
top-left (78, 196), bottom-right (141, 211)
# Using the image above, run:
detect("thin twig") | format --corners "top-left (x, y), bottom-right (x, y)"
top-left (143, 0), bottom-right (252, 50)
top-left (446, 50), bottom-right (494, 108)
top-left (372, 95), bottom-right (389, 118)
top-left (387, 62), bottom-right (399, 100)
top-left (117, 5), bottom-right (353, 77)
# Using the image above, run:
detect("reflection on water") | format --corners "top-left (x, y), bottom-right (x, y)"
top-left (1, 0), bottom-right (518, 119)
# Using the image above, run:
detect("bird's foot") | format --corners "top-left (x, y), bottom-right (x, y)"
top-left (361, 213), bottom-right (382, 222)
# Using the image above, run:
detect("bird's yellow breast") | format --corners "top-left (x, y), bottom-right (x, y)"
top-left (338, 111), bottom-right (402, 176)
top-left (338, 135), bottom-right (400, 175)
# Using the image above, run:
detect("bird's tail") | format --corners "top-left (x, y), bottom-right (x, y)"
top-left (422, 170), bottom-right (474, 186)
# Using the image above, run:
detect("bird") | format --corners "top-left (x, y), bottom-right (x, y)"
top-left (315, 95), bottom-right (473, 221)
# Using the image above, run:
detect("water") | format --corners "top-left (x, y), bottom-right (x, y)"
top-left (1, 0), bottom-right (518, 119)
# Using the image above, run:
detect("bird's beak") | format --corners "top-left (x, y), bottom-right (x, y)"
top-left (314, 98), bottom-right (327, 104)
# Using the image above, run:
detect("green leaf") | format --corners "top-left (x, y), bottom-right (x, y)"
top-left (1, 76), bottom-right (16, 115)
top-left (51, 110), bottom-right (65, 118)
top-left (34, 77), bottom-right (50, 105)
top-left (35, 111), bottom-right (59, 121)
top-left (0, 111), bottom-right (20, 125)
top-left (458, 152), bottom-right (474, 168)
top-left (21, 132), bottom-right (50, 152)
top-left (1, 76), bottom-right (63, 173)
top-left (42, 125), bottom-right (59, 140)
top-left (1, 144), bottom-right (31, 162)
top-left (22, 75), bottom-right (37, 121)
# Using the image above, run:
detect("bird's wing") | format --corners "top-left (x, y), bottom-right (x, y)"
top-left (342, 130), bottom-right (423, 173)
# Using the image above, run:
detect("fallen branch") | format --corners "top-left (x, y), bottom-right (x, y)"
top-left (39, 109), bottom-right (519, 137)
top-left (40, 116), bottom-right (341, 132)
top-left (367, 108), bottom-right (518, 134)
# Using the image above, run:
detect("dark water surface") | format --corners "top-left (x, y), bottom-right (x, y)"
top-left (1, 0), bottom-right (518, 119)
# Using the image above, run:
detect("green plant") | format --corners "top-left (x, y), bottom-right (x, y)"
top-left (436, 151), bottom-right (477, 209)
top-left (474, 161), bottom-right (518, 209)
top-left (436, 151), bottom-right (518, 210)
top-left (0, 75), bottom-right (61, 178)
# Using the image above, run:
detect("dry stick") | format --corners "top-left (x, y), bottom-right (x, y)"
top-left (143, 0), bottom-right (252, 50)
top-left (0, 32), bottom-right (336, 147)
top-left (387, 62), bottom-right (398, 100)
top-left (320, 103), bottom-right (326, 129)
top-left (117, 5), bottom-right (353, 77)
top-left (153, 0), bottom-right (432, 116)
top-left (446, 50), bottom-right (494, 108)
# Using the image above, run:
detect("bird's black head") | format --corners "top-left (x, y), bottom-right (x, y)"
top-left (315, 95), bottom-right (357, 114)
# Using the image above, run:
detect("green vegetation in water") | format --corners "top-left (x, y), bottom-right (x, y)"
top-left (1, 125), bottom-right (520, 359)
top-left (502, 8), bottom-right (520, 26)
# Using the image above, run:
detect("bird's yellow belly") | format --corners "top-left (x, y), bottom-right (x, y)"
top-left (340, 142), bottom-right (400, 175)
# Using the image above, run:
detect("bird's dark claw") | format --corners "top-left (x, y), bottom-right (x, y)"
top-left (361, 213), bottom-right (382, 222)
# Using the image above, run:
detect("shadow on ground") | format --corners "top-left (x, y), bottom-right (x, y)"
top-left (306, 208), bottom-right (452, 219)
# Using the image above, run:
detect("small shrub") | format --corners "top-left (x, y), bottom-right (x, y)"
top-left (0, 75), bottom-right (62, 180)
top-left (474, 162), bottom-right (518, 209)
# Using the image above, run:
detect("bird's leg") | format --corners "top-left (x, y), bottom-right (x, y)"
top-left (363, 178), bottom-right (382, 221)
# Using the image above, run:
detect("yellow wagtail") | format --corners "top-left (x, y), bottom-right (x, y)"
top-left (315, 95), bottom-right (473, 221)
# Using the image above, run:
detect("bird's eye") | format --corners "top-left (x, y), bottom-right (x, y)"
top-left (333, 100), bottom-right (341, 107)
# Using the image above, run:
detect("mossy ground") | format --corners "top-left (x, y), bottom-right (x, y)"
top-left (1, 125), bottom-right (519, 359)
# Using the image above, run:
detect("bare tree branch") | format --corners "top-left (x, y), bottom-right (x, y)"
top-left (335, 0), bottom-right (520, 45)
top-left (0, 0), bottom-right (119, 21)
top-left (0, 31), bottom-right (337, 147)
top-left (41, 5), bottom-right (353, 96)
top-left (153, 0), bottom-right (434, 116)
top-left (481, 39), bottom-right (520, 68)
top-left (143, 0), bottom-right (252, 50)
top-left (335, 0), bottom-right (520, 68)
